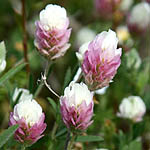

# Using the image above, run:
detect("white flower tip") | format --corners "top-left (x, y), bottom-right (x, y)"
top-left (13, 99), bottom-right (42, 126)
top-left (39, 4), bottom-right (68, 31)
top-left (63, 81), bottom-right (93, 107)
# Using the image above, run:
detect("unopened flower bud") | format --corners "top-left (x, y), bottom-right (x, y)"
top-left (117, 96), bottom-right (146, 122)
top-left (34, 4), bottom-right (71, 60)
top-left (9, 99), bottom-right (46, 144)
top-left (60, 82), bottom-right (93, 131)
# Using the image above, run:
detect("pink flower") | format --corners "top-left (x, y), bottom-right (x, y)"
top-left (81, 30), bottom-right (122, 90)
top-left (34, 4), bottom-right (71, 60)
top-left (60, 82), bottom-right (93, 131)
top-left (9, 100), bottom-right (46, 145)
top-left (95, 0), bottom-right (120, 19)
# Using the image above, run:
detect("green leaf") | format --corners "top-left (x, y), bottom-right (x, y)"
top-left (47, 97), bottom-right (57, 113)
top-left (63, 67), bottom-right (71, 91)
top-left (0, 125), bottom-right (19, 148)
top-left (28, 73), bottom-right (33, 93)
top-left (55, 128), bottom-right (67, 138)
top-left (0, 41), bottom-right (6, 61)
top-left (0, 62), bottom-right (26, 86)
top-left (76, 135), bottom-right (103, 142)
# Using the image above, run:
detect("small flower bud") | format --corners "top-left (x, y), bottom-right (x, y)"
top-left (81, 29), bottom-right (122, 90)
top-left (9, 99), bottom-right (46, 144)
top-left (60, 82), bottom-right (93, 131)
top-left (117, 96), bottom-right (146, 122)
top-left (34, 4), bottom-right (71, 60)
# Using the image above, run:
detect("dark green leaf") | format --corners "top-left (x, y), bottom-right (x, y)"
top-left (0, 125), bottom-right (19, 148)
top-left (55, 128), bottom-right (67, 138)
top-left (76, 135), bottom-right (103, 142)
top-left (63, 67), bottom-right (71, 91)
top-left (47, 97), bottom-right (57, 113)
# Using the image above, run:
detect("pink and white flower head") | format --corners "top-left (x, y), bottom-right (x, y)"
top-left (81, 29), bottom-right (122, 91)
top-left (117, 96), bottom-right (146, 122)
top-left (60, 82), bottom-right (94, 131)
top-left (127, 2), bottom-right (150, 34)
top-left (95, 0), bottom-right (120, 19)
top-left (9, 99), bottom-right (46, 145)
top-left (34, 4), bottom-right (71, 60)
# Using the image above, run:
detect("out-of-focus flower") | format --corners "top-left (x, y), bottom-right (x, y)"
top-left (116, 26), bottom-right (130, 44)
top-left (128, 2), bottom-right (150, 34)
top-left (60, 82), bottom-right (93, 131)
top-left (76, 42), bottom-right (90, 64)
top-left (81, 29), bottom-right (122, 90)
top-left (0, 41), bottom-right (6, 73)
top-left (12, 88), bottom-right (33, 103)
top-left (146, 0), bottom-right (150, 3)
top-left (34, 4), bottom-right (71, 60)
top-left (76, 27), bottom-right (96, 47)
top-left (119, 0), bottom-right (133, 13)
top-left (9, 99), bottom-right (46, 144)
top-left (117, 96), bottom-right (146, 122)
top-left (95, 0), bottom-right (120, 19)
top-left (125, 48), bottom-right (141, 69)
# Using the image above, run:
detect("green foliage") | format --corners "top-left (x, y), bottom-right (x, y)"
top-left (76, 135), bottom-right (103, 142)
top-left (0, 62), bottom-right (26, 86)
top-left (0, 125), bottom-right (19, 148)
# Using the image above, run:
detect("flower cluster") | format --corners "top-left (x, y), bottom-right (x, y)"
top-left (9, 99), bottom-right (46, 144)
top-left (117, 96), bottom-right (146, 122)
top-left (34, 4), bottom-right (71, 60)
top-left (79, 30), bottom-right (122, 90)
top-left (60, 82), bottom-right (94, 131)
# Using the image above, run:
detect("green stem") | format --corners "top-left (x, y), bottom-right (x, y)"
top-left (51, 122), bottom-right (58, 140)
top-left (33, 61), bottom-right (51, 98)
top-left (67, 133), bottom-right (76, 150)
top-left (21, 0), bottom-right (30, 73)
top-left (21, 145), bottom-right (26, 150)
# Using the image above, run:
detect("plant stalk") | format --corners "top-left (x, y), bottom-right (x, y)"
top-left (67, 133), bottom-right (76, 150)
top-left (21, 0), bottom-right (30, 73)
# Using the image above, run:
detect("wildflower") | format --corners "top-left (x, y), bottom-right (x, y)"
top-left (9, 99), bottom-right (46, 144)
top-left (60, 82), bottom-right (93, 131)
top-left (82, 30), bottom-right (122, 90)
top-left (34, 4), bottom-right (71, 60)
top-left (117, 96), bottom-right (146, 122)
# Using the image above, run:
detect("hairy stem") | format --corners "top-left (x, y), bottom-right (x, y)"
top-left (67, 133), bottom-right (76, 150)
top-left (21, 0), bottom-right (30, 73)
top-left (34, 61), bottom-right (51, 98)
